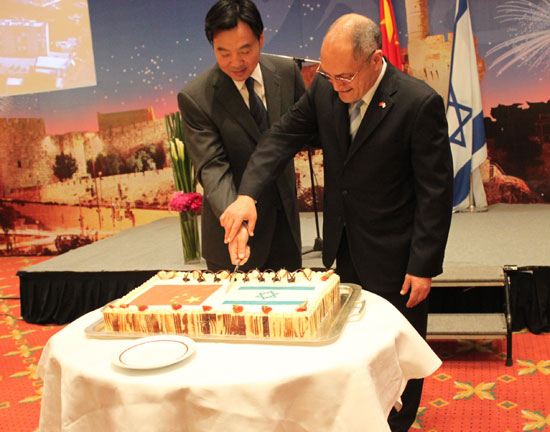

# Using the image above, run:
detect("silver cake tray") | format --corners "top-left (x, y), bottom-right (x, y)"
top-left (84, 283), bottom-right (365, 345)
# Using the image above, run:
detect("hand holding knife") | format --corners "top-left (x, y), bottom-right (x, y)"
top-left (225, 222), bottom-right (251, 269)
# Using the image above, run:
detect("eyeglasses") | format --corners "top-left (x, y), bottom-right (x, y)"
top-left (316, 50), bottom-right (377, 84)
top-left (316, 64), bottom-right (360, 84)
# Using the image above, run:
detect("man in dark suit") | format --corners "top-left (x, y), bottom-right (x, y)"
top-left (221, 13), bottom-right (453, 431)
top-left (178, 0), bottom-right (304, 272)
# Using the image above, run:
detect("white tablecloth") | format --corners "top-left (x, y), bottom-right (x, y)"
top-left (38, 291), bottom-right (441, 432)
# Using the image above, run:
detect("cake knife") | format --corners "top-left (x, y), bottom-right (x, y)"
top-left (226, 259), bottom-right (240, 292)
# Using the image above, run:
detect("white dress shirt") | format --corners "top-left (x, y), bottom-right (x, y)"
top-left (233, 63), bottom-right (267, 110)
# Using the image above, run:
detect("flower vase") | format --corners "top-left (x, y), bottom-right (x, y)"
top-left (178, 211), bottom-right (201, 263)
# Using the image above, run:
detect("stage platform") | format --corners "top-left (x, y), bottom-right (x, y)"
top-left (18, 204), bottom-right (550, 334)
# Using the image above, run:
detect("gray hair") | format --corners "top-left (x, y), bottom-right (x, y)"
top-left (352, 19), bottom-right (382, 60)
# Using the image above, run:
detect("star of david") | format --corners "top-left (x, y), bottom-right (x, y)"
top-left (257, 290), bottom-right (278, 300)
top-left (447, 85), bottom-right (472, 148)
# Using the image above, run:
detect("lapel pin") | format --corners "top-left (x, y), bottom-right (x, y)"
top-left (379, 101), bottom-right (387, 109)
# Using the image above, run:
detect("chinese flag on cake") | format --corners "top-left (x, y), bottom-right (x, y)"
top-left (380, 0), bottom-right (403, 70)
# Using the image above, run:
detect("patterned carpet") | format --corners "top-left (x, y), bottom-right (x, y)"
top-left (1, 256), bottom-right (549, 431)
top-left (0, 257), bottom-right (64, 432)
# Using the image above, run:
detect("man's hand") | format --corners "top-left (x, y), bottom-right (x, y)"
top-left (220, 195), bottom-right (257, 243)
top-left (228, 224), bottom-right (251, 265)
top-left (400, 274), bottom-right (432, 308)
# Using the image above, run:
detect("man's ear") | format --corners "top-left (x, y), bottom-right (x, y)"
top-left (372, 49), bottom-right (384, 65)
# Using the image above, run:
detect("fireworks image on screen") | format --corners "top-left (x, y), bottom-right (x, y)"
top-left (486, 0), bottom-right (550, 76)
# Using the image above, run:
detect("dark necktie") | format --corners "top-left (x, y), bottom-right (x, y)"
top-left (245, 77), bottom-right (269, 132)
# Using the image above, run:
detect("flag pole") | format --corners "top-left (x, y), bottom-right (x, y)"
top-left (461, 173), bottom-right (488, 213)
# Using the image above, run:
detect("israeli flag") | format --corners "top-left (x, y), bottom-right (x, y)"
top-left (446, 0), bottom-right (487, 211)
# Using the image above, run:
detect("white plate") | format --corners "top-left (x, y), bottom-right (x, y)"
top-left (112, 335), bottom-right (196, 370)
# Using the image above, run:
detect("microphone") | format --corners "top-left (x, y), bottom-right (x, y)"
top-left (264, 53), bottom-right (320, 65)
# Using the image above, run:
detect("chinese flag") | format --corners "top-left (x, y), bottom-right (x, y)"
top-left (380, 0), bottom-right (403, 70)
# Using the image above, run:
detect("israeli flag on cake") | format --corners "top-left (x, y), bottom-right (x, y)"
top-left (446, 0), bottom-right (488, 211)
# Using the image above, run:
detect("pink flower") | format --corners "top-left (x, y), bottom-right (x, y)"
top-left (189, 194), bottom-right (202, 214)
top-left (169, 191), bottom-right (202, 214)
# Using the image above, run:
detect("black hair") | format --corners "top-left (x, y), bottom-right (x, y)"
top-left (205, 0), bottom-right (264, 44)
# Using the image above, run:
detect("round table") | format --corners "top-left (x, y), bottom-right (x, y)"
top-left (38, 291), bottom-right (441, 432)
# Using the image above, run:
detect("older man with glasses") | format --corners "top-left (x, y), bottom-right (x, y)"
top-left (221, 13), bottom-right (453, 431)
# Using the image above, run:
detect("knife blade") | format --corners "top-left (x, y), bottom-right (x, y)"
top-left (226, 259), bottom-right (241, 292)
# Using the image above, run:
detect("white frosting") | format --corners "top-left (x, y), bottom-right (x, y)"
top-left (119, 270), bottom-right (336, 314)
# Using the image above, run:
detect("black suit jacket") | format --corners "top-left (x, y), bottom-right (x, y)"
top-left (239, 61), bottom-right (453, 292)
top-left (178, 54), bottom-right (304, 269)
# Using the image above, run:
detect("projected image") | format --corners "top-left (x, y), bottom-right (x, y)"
top-left (0, 0), bottom-right (96, 96)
